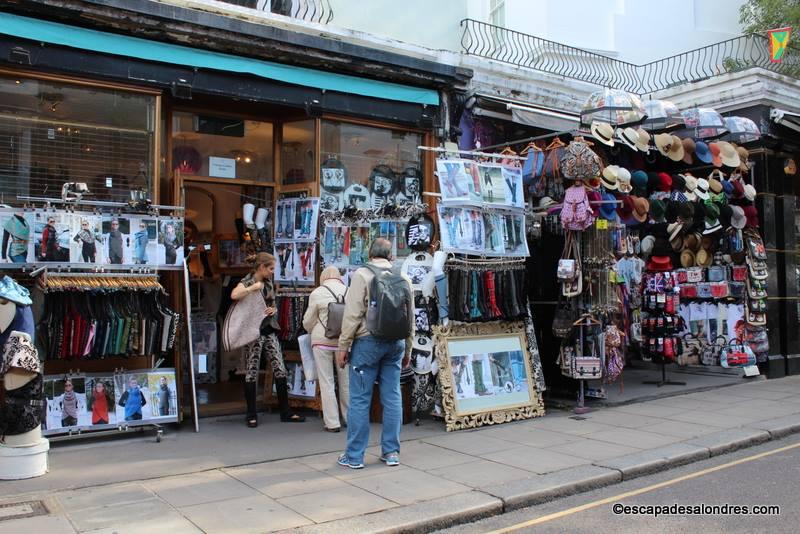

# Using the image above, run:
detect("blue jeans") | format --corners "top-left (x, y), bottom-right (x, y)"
top-left (9, 254), bottom-right (26, 263)
top-left (345, 335), bottom-right (405, 464)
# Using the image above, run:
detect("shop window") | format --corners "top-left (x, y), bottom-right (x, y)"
top-left (0, 74), bottom-right (155, 205)
top-left (281, 120), bottom-right (315, 186)
top-left (172, 112), bottom-right (274, 182)
top-left (319, 120), bottom-right (423, 211)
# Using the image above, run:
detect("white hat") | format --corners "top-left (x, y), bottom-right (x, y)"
top-left (591, 121), bottom-right (616, 146)
top-left (695, 178), bottom-right (710, 200)
top-left (617, 127), bottom-right (640, 150)
top-left (744, 183), bottom-right (757, 202)
top-left (601, 165), bottom-right (619, 190)
top-left (636, 128), bottom-right (651, 152)
top-left (654, 133), bottom-right (673, 157)
top-left (718, 141), bottom-right (741, 168)
top-left (617, 167), bottom-right (632, 193)
top-left (538, 196), bottom-right (557, 208)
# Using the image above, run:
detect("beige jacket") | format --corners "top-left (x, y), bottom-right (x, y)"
top-left (337, 258), bottom-right (415, 358)
top-left (302, 279), bottom-right (347, 346)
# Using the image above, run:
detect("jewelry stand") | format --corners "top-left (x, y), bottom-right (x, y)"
top-left (643, 361), bottom-right (686, 387)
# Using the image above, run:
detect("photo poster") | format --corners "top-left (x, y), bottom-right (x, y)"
top-left (274, 199), bottom-right (296, 241)
top-left (43, 374), bottom-right (88, 433)
top-left (293, 198), bottom-right (320, 241)
top-left (33, 210), bottom-right (72, 262)
top-left (146, 369), bottom-right (179, 420)
top-left (437, 205), bottom-right (529, 258)
top-left (320, 164), bottom-right (347, 212)
top-left (447, 335), bottom-right (533, 415)
top-left (157, 217), bottom-right (184, 267)
top-left (293, 242), bottom-right (317, 284)
top-left (476, 163), bottom-right (507, 206)
top-left (282, 361), bottom-right (317, 399)
top-left (436, 159), bottom-right (472, 204)
top-left (68, 212), bottom-right (103, 265)
top-left (321, 224), bottom-right (350, 268)
top-left (436, 159), bottom-right (524, 210)
top-left (348, 225), bottom-right (370, 267)
top-left (274, 242), bottom-right (296, 283)
top-left (0, 208), bottom-right (34, 264)
top-left (128, 216), bottom-right (159, 266)
top-left (100, 215), bottom-right (131, 265)
top-left (85, 375), bottom-right (117, 427)
top-left (114, 371), bottom-right (152, 424)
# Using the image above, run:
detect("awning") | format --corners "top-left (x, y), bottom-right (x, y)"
top-left (771, 108), bottom-right (800, 134)
top-left (468, 94), bottom-right (580, 131)
top-left (0, 12), bottom-right (439, 106)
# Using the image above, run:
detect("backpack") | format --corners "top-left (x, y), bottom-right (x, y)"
top-left (318, 285), bottom-right (347, 339)
top-left (561, 185), bottom-right (595, 231)
top-left (559, 141), bottom-right (602, 181)
top-left (364, 264), bottom-right (413, 340)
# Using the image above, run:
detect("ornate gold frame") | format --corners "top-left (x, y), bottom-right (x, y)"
top-left (435, 321), bottom-right (545, 432)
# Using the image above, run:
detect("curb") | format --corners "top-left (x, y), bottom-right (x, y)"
top-left (289, 414), bottom-right (800, 533)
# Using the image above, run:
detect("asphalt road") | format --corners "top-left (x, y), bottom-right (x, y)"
top-left (436, 434), bottom-right (800, 534)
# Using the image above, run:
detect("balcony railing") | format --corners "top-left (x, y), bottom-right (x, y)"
top-left (461, 18), bottom-right (800, 94)
top-left (218, 0), bottom-right (333, 24)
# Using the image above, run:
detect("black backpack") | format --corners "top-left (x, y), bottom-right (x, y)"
top-left (364, 264), bottom-right (412, 340)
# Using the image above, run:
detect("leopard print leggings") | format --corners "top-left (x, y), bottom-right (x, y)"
top-left (245, 333), bottom-right (286, 383)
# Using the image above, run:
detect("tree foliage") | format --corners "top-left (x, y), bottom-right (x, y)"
top-left (740, 0), bottom-right (800, 41)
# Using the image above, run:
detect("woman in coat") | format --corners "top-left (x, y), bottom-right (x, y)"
top-left (302, 266), bottom-right (349, 432)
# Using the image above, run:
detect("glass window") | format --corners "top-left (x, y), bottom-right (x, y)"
top-left (172, 112), bottom-right (273, 182)
top-left (319, 120), bottom-right (423, 211)
top-left (0, 73), bottom-right (155, 204)
top-left (281, 120), bottom-right (315, 185)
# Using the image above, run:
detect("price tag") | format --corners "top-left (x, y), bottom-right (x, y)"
top-left (595, 218), bottom-right (608, 230)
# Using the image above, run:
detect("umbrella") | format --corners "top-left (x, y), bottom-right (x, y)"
top-left (677, 107), bottom-right (728, 139)
top-left (580, 88), bottom-right (647, 127)
top-left (641, 99), bottom-right (683, 131)
top-left (723, 116), bottom-right (761, 143)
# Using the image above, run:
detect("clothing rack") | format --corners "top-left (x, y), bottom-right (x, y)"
top-left (477, 129), bottom-right (581, 152)
top-left (417, 146), bottom-right (527, 161)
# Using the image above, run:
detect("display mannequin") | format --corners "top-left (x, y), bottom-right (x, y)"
top-left (242, 203), bottom-right (255, 229)
top-left (254, 208), bottom-right (271, 252)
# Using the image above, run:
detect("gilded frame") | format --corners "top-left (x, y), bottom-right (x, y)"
top-left (435, 321), bottom-right (545, 431)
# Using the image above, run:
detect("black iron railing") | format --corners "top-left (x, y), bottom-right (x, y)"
top-left (461, 18), bottom-right (800, 94)
top-left (217, 0), bottom-right (334, 24)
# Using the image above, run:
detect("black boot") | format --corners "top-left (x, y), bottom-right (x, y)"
top-left (244, 381), bottom-right (258, 427)
top-left (275, 377), bottom-right (305, 423)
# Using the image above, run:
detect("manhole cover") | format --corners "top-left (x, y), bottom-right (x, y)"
top-left (0, 500), bottom-right (48, 522)
top-left (569, 416), bottom-right (588, 421)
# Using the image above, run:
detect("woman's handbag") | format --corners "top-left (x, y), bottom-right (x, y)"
top-left (222, 288), bottom-right (267, 351)
top-left (552, 301), bottom-right (576, 338)
top-left (720, 340), bottom-right (757, 368)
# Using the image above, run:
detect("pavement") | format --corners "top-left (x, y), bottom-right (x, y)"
top-left (1, 375), bottom-right (800, 533)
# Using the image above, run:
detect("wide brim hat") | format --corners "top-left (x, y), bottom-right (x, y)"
top-left (654, 133), bottom-right (673, 157)
top-left (736, 145), bottom-right (750, 172)
top-left (684, 232), bottom-right (701, 252)
top-left (599, 192), bottom-right (619, 220)
top-left (695, 141), bottom-right (713, 164)
top-left (591, 121), bottom-right (616, 146)
top-left (722, 179), bottom-right (734, 196)
top-left (680, 249), bottom-right (696, 268)
top-left (601, 165), bottom-right (620, 190)
top-left (632, 196), bottom-right (650, 222)
top-left (730, 205), bottom-right (746, 229)
top-left (718, 141), bottom-right (741, 168)
top-left (681, 138), bottom-right (696, 164)
top-left (636, 128), bottom-right (651, 152)
top-left (667, 135), bottom-right (685, 161)
top-left (0, 276), bottom-right (32, 306)
top-left (617, 167), bottom-right (633, 193)
top-left (617, 127), bottom-right (640, 150)
top-left (744, 184), bottom-right (757, 202)
top-left (709, 142), bottom-right (723, 167)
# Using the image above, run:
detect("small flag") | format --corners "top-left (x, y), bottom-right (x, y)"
top-left (768, 26), bottom-right (792, 63)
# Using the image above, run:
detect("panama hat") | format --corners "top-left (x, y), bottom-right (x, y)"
top-left (617, 127), bottom-right (640, 150)
top-left (695, 178), bottom-right (710, 200)
top-left (718, 141), bottom-right (741, 168)
top-left (617, 167), bottom-right (633, 193)
top-left (667, 135), bottom-right (685, 161)
top-left (668, 221), bottom-right (684, 242)
top-left (696, 247), bottom-right (713, 267)
top-left (636, 128), bottom-right (651, 152)
top-left (591, 121), bottom-right (616, 146)
top-left (680, 249), bottom-right (696, 268)
top-left (601, 165), bottom-right (619, 190)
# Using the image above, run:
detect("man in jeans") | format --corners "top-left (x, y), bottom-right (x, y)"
top-left (336, 238), bottom-right (414, 469)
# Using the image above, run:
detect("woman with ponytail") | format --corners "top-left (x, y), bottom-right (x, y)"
top-left (231, 252), bottom-right (305, 427)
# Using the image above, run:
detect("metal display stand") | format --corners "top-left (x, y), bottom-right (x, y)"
top-left (642, 362), bottom-right (686, 387)
top-left (48, 423), bottom-right (164, 443)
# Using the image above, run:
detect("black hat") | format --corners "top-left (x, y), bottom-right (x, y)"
top-left (677, 202), bottom-right (694, 221)
top-left (405, 213), bottom-right (435, 252)
top-left (671, 174), bottom-right (686, 192)
top-left (719, 204), bottom-right (733, 229)
top-left (664, 200), bottom-right (679, 224)
top-left (652, 237), bottom-right (672, 257)
top-left (647, 172), bottom-right (660, 195)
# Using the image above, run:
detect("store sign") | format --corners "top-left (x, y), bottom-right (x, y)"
top-left (209, 156), bottom-right (236, 178)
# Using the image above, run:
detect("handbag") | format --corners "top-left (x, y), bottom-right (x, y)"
top-left (559, 344), bottom-right (576, 377)
top-left (552, 301), bottom-right (576, 338)
top-left (222, 287), bottom-right (268, 351)
top-left (318, 285), bottom-right (347, 339)
top-left (720, 341), bottom-right (757, 368)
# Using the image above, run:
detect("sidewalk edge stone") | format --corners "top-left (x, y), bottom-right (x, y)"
top-left (746, 414), bottom-right (800, 439)
top-left (685, 428), bottom-right (771, 457)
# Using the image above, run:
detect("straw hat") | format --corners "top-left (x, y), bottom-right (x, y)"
top-left (591, 121), bottom-right (616, 146)
top-left (654, 133), bottom-right (674, 157)
top-left (632, 196), bottom-right (650, 223)
top-left (636, 128), bottom-right (651, 152)
top-left (681, 138), bottom-right (696, 164)
top-left (617, 167), bottom-right (633, 193)
top-left (601, 165), bottom-right (620, 190)
top-left (680, 249), bottom-right (696, 268)
top-left (667, 135), bottom-right (685, 162)
top-left (718, 141), bottom-right (741, 168)
top-left (617, 127), bottom-right (640, 150)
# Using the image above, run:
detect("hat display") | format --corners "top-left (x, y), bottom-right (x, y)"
top-left (654, 133), bottom-right (674, 157)
top-left (680, 249), bottom-right (696, 268)
top-left (696, 248), bottom-right (713, 267)
top-left (649, 199), bottom-right (666, 222)
top-left (631, 170), bottom-right (649, 195)
top-left (635, 128), bottom-right (651, 152)
top-left (640, 235), bottom-right (655, 255)
top-left (695, 178), bottom-right (710, 200)
top-left (632, 196), bottom-right (650, 223)
top-left (618, 195), bottom-right (635, 219)
top-left (668, 222), bottom-right (683, 242)
top-left (601, 165), bottom-right (619, 190)
top-left (683, 232), bottom-right (701, 252)
top-left (0, 276), bottom-right (32, 306)
top-left (709, 142), bottom-right (722, 167)
top-left (591, 121), bottom-right (616, 146)
top-left (694, 141), bottom-right (713, 164)
top-left (743, 205), bottom-right (759, 227)
top-left (730, 205), bottom-right (746, 229)
top-left (744, 183), bottom-right (757, 202)
top-left (647, 256), bottom-right (673, 272)
top-left (617, 167), bottom-right (633, 193)
top-left (617, 127), bottom-right (640, 150)
top-left (718, 141), bottom-right (741, 168)
top-left (657, 172), bottom-right (673, 192)
top-left (681, 138), bottom-right (696, 164)
top-left (667, 135), bottom-right (685, 161)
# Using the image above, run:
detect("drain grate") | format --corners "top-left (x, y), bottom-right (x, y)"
top-left (0, 500), bottom-right (48, 522)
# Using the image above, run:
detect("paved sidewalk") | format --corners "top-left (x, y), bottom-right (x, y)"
top-left (2, 376), bottom-right (800, 533)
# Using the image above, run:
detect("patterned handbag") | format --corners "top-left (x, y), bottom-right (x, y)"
top-left (720, 341), bottom-right (757, 368)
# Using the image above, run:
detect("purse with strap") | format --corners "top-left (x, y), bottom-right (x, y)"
top-left (222, 286), bottom-right (268, 351)
top-left (318, 285), bottom-right (348, 339)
